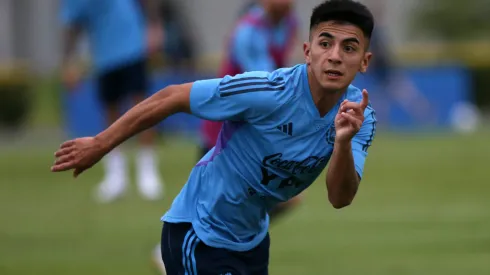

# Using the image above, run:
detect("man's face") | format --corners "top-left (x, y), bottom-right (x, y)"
top-left (304, 21), bottom-right (372, 92)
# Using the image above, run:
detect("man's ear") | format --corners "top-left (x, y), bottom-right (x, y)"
top-left (304, 41), bottom-right (311, 65)
top-left (359, 51), bottom-right (372, 73)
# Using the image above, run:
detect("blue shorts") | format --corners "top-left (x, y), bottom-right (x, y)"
top-left (97, 58), bottom-right (148, 106)
top-left (161, 222), bottom-right (270, 275)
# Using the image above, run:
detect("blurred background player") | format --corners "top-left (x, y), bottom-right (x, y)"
top-left (200, 0), bottom-right (301, 222)
top-left (59, 0), bottom-right (165, 203)
top-left (198, 0), bottom-right (298, 160)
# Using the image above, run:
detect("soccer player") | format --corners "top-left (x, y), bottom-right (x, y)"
top-left (59, 0), bottom-right (165, 203)
top-left (52, 0), bottom-right (377, 273)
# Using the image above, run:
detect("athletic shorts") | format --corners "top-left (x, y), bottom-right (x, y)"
top-left (96, 58), bottom-right (148, 106)
top-left (161, 222), bottom-right (270, 275)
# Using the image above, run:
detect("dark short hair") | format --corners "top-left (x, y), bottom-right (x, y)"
top-left (309, 0), bottom-right (374, 39)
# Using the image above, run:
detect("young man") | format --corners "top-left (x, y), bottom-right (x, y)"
top-left (52, 0), bottom-right (377, 273)
top-left (59, 0), bottom-right (165, 203)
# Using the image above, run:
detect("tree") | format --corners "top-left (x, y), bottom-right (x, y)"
top-left (411, 0), bottom-right (490, 41)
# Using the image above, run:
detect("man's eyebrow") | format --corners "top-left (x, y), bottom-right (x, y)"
top-left (319, 32), bottom-right (334, 39)
top-left (319, 32), bottom-right (360, 44)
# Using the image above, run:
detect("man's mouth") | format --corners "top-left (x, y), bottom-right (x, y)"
top-left (325, 69), bottom-right (343, 77)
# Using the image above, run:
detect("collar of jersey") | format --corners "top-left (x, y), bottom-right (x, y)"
top-left (301, 64), bottom-right (344, 121)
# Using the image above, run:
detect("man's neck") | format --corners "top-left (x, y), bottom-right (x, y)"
top-left (307, 66), bottom-right (345, 117)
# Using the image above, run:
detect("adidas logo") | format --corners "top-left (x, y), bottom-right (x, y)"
top-left (276, 122), bottom-right (293, 136)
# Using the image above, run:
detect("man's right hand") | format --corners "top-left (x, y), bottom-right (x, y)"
top-left (51, 137), bottom-right (108, 178)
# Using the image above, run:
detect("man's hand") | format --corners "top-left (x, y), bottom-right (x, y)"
top-left (334, 89), bottom-right (369, 144)
top-left (51, 137), bottom-right (108, 178)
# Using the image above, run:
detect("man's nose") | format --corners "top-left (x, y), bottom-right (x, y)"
top-left (328, 45), bottom-right (342, 64)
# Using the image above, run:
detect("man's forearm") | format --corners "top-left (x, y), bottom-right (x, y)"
top-left (95, 85), bottom-right (189, 152)
top-left (326, 141), bottom-right (360, 208)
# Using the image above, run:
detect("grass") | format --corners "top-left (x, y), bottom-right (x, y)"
top-left (29, 76), bottom-right (62, 127)
top-left (1, 132), bottom-right (489, 275)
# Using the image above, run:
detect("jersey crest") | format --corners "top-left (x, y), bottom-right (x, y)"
top-left (326, 123), bottom-right (336, 144)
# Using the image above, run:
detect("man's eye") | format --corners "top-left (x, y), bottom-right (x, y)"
top-left (320, 42), bottom-right (330, 48)
top-left (344, 46), bottom-right (356, 52)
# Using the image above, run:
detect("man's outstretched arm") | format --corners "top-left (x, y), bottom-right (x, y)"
top-left (51, 71), bottom-right (281, 176)
top-left (51, 83), bottom-right (191, 176)
top-left (96, 83), bottom-right (191, 152)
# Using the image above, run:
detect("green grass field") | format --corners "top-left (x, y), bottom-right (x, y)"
top-left (1, 132), bottom-right (489, 275)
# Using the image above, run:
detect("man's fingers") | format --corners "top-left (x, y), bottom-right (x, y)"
top-left (340, 112), bottom-right (362, 130)
top-left (60, 140), bottom-right (75, 149)
top-left (55, 147), bottom-right (73, 158)
top-left (54, 154), bottom-right (75, 166)
top-left (51, 161), bottom-right (76, 172)
top-left (360, 89), bottom-right (369, 109)
top-left (340, 102), bottom-right (363, 114)
top-left (340, 90), bottom-right (369, 113)
top-left (338, 100), bottom-right (349, 113)
top-left (340, 102), bottom-right (359, 110)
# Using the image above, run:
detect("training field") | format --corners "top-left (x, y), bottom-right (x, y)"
top-left (1, 131), bottom-right (489, 275)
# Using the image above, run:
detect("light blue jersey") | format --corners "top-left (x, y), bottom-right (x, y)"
top-left (162, 64), bottom-right (376, 251)
top-left (60, 0), bottom-right (146, 73)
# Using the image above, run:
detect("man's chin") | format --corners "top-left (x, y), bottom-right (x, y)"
top-left (320, 81), bottom-right (347, 93)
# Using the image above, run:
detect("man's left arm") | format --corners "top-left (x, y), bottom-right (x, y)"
top-left (326, 104), bottom-right (377, 209)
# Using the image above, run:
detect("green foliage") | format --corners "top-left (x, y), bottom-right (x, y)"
top-left (0, 67), bottom-right (33, 130)
top-left (472, 67), bottom-right (490, 107)
top-left (410, 1), bottom-right (490, 108)
top-left (412, 0), bottom-right (490, 40)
